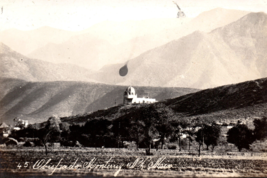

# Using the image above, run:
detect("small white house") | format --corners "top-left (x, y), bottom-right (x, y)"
top-left (13, 118), bottom-right (29, 128)
top-left (0, 122), bottom-right (10, 137)
top-left (13, 127), bottom-right (21, 131)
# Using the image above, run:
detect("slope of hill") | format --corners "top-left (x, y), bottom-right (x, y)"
top-left (0, 43), bottom-right (96, 82)
top-left (165, 77), bottom-right (267, 115)
top-left (27, 33), bottom-right (118, 69)
top-left (62, 78), bottom-right (267, 124)
top-left (0, 27), bottom-right (79, 55)
top-left (213, 12), bottom-right (267, 77)
top-left (28, 8), bottom-right (248, 70)
top-left (0, 78), bottom-right (198, 124)
top-left (95, 12), bottom-right (266, 89)
top-left (28, 18), bottom-right (190, 70)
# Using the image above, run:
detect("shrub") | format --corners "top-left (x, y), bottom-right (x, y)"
top-left (250, 140), bottom-right (267, 152)
top-left (23, 141), bottom-right (35, 147)
top-left (167, 143), bottom-right (178, 150)
top-left (5, 138), bottom-right (18, 146)
top-left (227, 124), bottom-right (254, 151)
top-left (253, 117), bottom-right (267, 141)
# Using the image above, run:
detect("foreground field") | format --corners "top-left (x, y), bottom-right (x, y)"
top-left (0, 148), bottom-right (267, 177)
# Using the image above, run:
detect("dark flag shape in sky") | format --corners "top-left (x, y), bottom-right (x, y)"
top-left (119, 62), bottom-right (128, 77)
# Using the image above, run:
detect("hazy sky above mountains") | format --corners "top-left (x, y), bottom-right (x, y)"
top-left (1, 0), bottom-right (267, 31)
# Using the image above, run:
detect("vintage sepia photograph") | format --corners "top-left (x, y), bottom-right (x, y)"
top-left (0, 0), bottom-right (267, 177)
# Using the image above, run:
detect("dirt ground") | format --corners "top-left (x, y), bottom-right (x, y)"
top-left (1, 148), bottom-right (267, 177)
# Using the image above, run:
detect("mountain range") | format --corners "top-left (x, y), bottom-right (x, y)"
top-left (1, 8), bottom-right (267, 125)
top-left (0, 77), bottom-right (198, 124)
top-left (92, 12), bottom-right (267, 89)
top-left (0, 27), bottom-right (80, 55)
top-left (0, 43), bottom-right (96, 82)
top-left (0, 8), bottom-right (248, 71)
top-left (62, 77), bottom-right (267, 125)
top-left (1, 8), bottom-right (263, 90)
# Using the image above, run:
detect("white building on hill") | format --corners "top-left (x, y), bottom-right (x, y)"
top-left (123, 86), bottom-right (157, 105)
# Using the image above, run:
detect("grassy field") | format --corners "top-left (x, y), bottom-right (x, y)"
top-left (1, 148), bottom-right (267, 177)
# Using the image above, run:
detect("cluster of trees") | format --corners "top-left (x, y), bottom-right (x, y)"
top-left (7, 105), bottom-right (218, 155)
top-left (9, 116), bottom-right (65, 154)
top-left (195, 124), bottom-right (221, 156)
top-left (7, 105), bottom-right (267, 156)
top-left (227, 117), bottom-right (267, 151)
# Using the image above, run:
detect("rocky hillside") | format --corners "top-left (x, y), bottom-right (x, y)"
top-left (62, 78), bottom-right (267, 124)
top-left (0, 78), bottom-right (197, 124)
top-left (165, 77), bottom-right (267, 115)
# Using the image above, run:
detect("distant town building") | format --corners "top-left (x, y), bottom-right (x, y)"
top-left (227, 126), bottom-right (233, 129)
top-left (13, 118), bottom-right (29, 129)
top-left (0, 122), bottom-right (10, 137)
top-left (123, 86), bottom-right (157, 105)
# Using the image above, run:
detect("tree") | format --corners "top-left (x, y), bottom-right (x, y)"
top-left (37, 116), bottom-right (62, 155)
top-left (83, 118), bottom-right (111, 136)
top-left (111, 105), bottom-right (158, 153)
top-left (59, 122), bottom-right (71, 145)
top-left (69, 124), bottom-right (83, 145)
top-left (195, 127), bottom-right (204, 156)
top-left (112, 116), bottom-right (132, 148)
top-left (195, 123), bottom-right (221, 155)
top-left (203, 124), bottom-right (221, 151)
top-left (253, 117), bottom-right (267, 141)
top-left (128, 120), bottom-right (145, 150)
top-left (227, 124), bottom-right (254, 151)
top-left (173, 125), bottom-right (183, 151)
top-left (155, 107), bottom-right (174, 149)
top-left (138, 105), bottom-right (160, 155)
top-left (83, 118), bottom-right (112, 147)
top-left (79, 134), bottom-right (91, 147)
top-left (183, 130), bottom-right (194, 151)
top-left (143, 124), bottom-right (159, 155)
top-left (169, 119), bottom-right (190, 151)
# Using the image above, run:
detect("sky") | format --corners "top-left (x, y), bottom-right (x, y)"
top-left (1, 0), bottom-right (267, 31)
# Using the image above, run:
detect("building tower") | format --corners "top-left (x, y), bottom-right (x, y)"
top-left (123, 86), bottom-right (137, 105)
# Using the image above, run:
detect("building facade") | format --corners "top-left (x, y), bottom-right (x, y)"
top-left (123, 86), bottom-right (157, 105)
